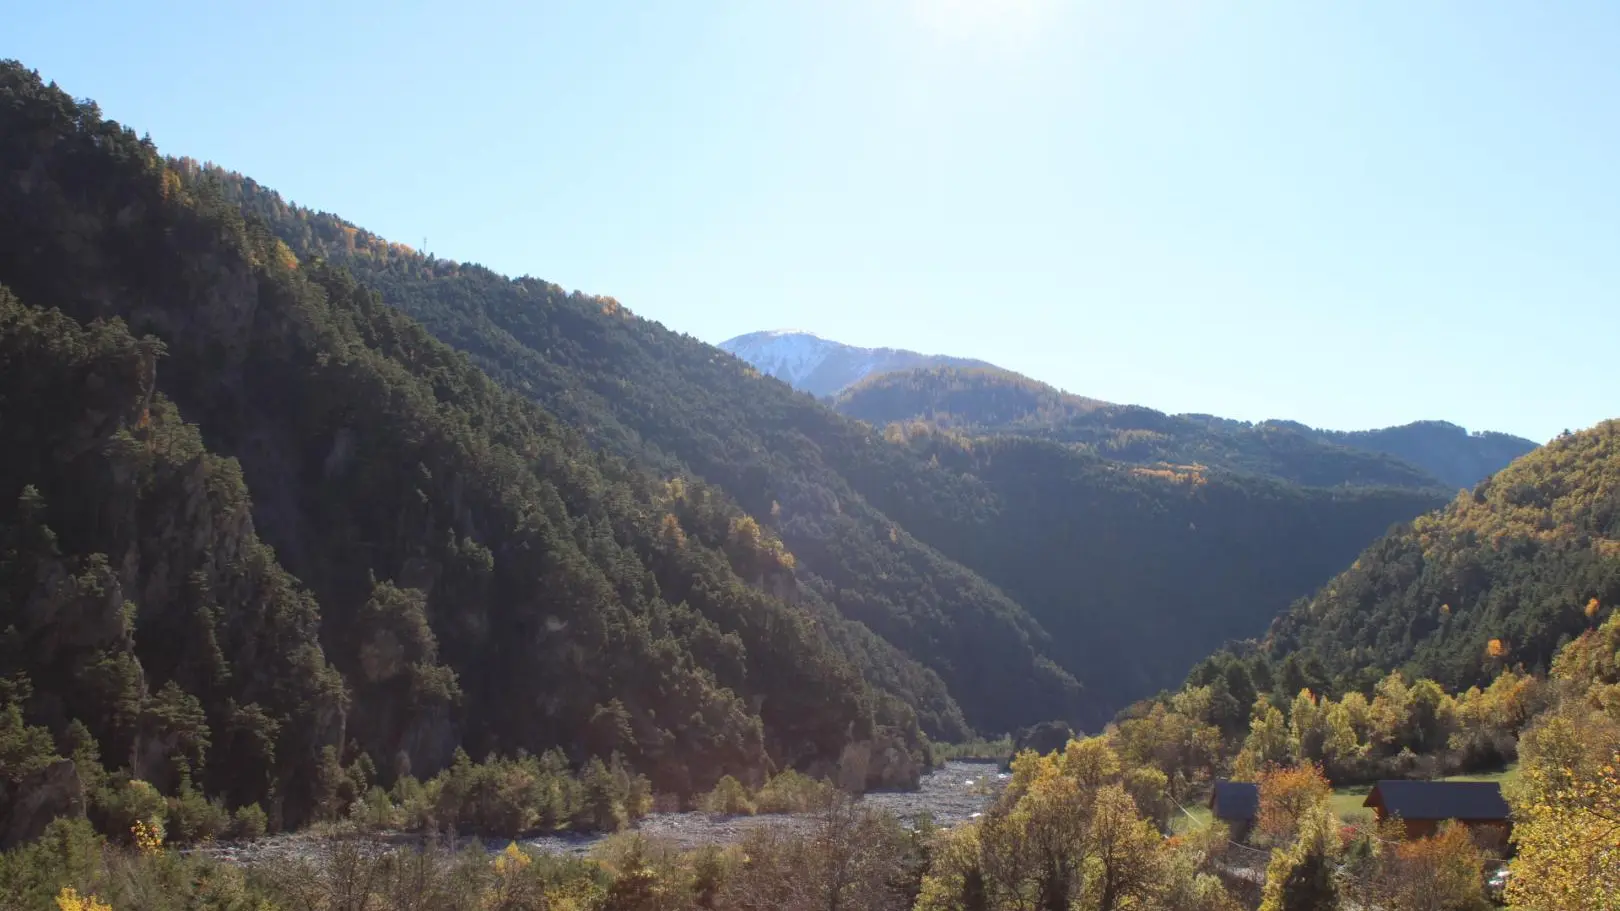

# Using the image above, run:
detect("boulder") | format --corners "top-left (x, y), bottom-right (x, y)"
top-left (0, 760), bottom-right (86, 849)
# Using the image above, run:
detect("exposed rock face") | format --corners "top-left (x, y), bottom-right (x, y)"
top-left (0, 760), bottom-right (85, 850)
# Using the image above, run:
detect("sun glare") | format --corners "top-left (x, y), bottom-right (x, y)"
top-left (910, 0), bottom-right (1056, 42)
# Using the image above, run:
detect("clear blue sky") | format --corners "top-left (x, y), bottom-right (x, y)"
top-left (10, 1), bottom-right (1618, 441)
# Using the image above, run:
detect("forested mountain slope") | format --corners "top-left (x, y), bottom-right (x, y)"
top-left (0, 287), bottom-right (345, 826)
top-left (0, 62), bottom-right (944, 825)
top-left (835, 367), bottom-right (1535, 490)
top-left (1, 57), bottom-right (1477, 745)
top-left (203, 164), bottom-right (1447, 727)
top-left (209, 168), bottom-right (1093, 733)
top-left (862, 427), bottom-right (1445, 715)
top-left (1264, 421), bottom-right (1620, 692)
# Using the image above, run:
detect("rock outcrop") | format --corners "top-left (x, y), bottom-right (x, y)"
top-left (0, 760), bottom-right (85, 850)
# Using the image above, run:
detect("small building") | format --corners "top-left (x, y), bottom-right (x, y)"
top-left (1362, 780), bottom-right (1511, 840)
top-left (1209, 779), bottom-right (1259, 841)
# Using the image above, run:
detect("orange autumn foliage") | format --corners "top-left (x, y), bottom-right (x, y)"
top-left (1256, 762), bottom-right (1331, 845)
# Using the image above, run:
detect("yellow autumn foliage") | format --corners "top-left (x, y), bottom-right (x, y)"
top-left (1507, 715), bottom-right (1620, 908)
top-left (131, 817), bottom-right (164, 855)
top-left (492, 841), bottom-right (532, 876)
top-left (272, 238), bottom-right (298, 272)
top-left (55, 888), bottom-right (112, 911)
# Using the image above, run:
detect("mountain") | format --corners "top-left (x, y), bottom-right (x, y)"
top-left (1262, 421), bottom-right (1620, 693)
top-left (834, 366), bottom-right (1536, 491)
top-left (209, 170), bottom-right (1451, 730)
top-left (858, 427), bottom-right (1447, 710)
top-left (212, 174), bottom-right (1084, 737)
top-left (0, 58), bottom-right (1471, 813)
top-left (1292, 420), bottom-right (1541, 491)
top-left (0, 287), bottom-right (347, 825)
top-left (718, 331), bottom-right (995, 398)
top-left (0, 61), bottom-right (936, 827)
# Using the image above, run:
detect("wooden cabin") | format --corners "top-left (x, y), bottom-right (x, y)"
top-left (1208, 779), bottom-right (1259, 841)
top-left (1362, 780), bottom-right (1511, 840)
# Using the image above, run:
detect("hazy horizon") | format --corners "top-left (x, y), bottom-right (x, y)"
top-left (10, 0), bottom-right (1617, 441)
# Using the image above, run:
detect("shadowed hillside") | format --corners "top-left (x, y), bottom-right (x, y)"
top-left (0, 62), bottom-right (942, 830)
top-left (836, 366), bottom-right (1534, 489)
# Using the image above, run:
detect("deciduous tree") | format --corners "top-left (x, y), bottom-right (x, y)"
top-left (1256, 764), bottom-right (1331, 847)
top-left (1506, 713), bottom-right (1620, 909)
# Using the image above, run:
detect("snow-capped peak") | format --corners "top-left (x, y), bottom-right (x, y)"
top-left (717, 330), bottom-right (995, 398)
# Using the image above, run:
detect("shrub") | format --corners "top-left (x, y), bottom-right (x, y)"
top-left (689, 844), bottom-right (735, 909)
top-left (230, 803), bottom-right (267, 841)
top-left (164, 785), bottom-right (230, 844)
top-left (53, 886), bottom-right (113, 911)
top-left (932, 737), bottom-right (1014, 762)
top-left (352, 785), bottom-right (400, 831)
top-left (483, 763), bottom-right (542, 837)
top-left (0, 818), bottom-right (103, 909)
top-left (754, 769), bottom-right (834, 814)
top-left (390, 774), bottom-right (439, 831)
top-left (698, 776), bottom-right (754, 816)
top-left (574, 759), bottom-right (629, 832)
top-left (363, 750), bottom-right (649, 837)
top-left (89, 777), bottom-right (166, 844)
top-left (609, 754), bottom-right (653, 822)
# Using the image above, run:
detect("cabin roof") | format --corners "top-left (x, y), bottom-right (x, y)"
top-left (1209, 779), bottom-right (1259, 821)
top-left (1363, 780), bottom-right (1510, 821)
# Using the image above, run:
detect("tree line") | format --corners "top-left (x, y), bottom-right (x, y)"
top-left (10, 607), bottom-right (1614, 908)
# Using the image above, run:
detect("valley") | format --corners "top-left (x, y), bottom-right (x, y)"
top-left (0, 45), bottom-right (1615, 911)
top-left (203, 169), bottom-right (1537, 731)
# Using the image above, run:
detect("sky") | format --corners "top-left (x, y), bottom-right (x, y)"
top-left (9, 1), bottom-right (1618, 442)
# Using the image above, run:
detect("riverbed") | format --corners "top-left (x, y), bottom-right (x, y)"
top-left (201, 760), bottom-right (1007, 866)
top-left (522, 759), bottom-right (1006, 856)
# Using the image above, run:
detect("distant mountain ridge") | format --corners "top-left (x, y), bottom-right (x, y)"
top-left (1292, 420), bottom-right (1541, 492)
top-left (718, 330), bottom-right (995, 398)
top-left (822, 361), bottom-right (1536, 492)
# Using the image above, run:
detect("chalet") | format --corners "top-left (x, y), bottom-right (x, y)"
top-left (1362, 780), bottom-right (1511, 840)
top-left (1208, 779), bottom-right (1259, 841)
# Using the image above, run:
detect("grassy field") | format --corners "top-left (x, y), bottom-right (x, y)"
top-left (1171, 802), bottom-right (1213, 833)
top-left (1443, 764), bottom-right (1521, 786)
top-left (1328, 782), bottom-right (1377, 823)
